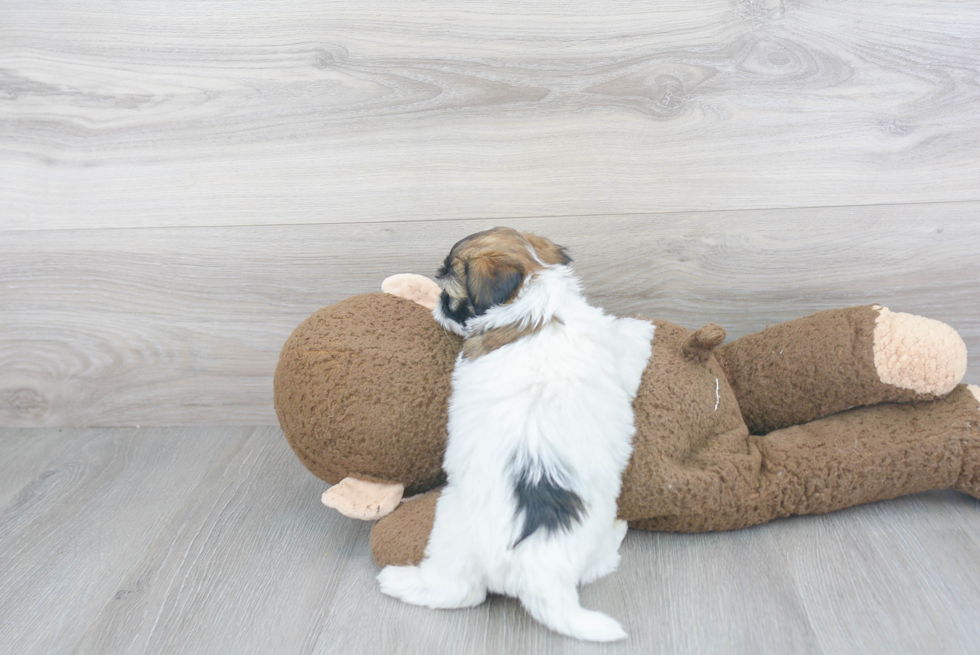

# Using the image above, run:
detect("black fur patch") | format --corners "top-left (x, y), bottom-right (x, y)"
top-left (512, 463), bottom-right (585, 547)
top-left (439, 290), bottom-right (475, 325)
top-left (436, 253), bottom-right (454, 280)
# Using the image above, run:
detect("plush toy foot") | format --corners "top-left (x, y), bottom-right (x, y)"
top-left (381, 274), bottom-right (441, 310)
top-left (580, 520), bottom-right (628, 585)
top-left (322, 477), bottom-right (404, 520)
top-left (873, 306), bottom-right (968, 396)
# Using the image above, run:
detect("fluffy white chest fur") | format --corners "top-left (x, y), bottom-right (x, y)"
top-left (378, 257), bottom-right (654, 642)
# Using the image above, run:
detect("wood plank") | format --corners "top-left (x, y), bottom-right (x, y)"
top-left (2, 203), bottom-right (978, 427)
top-left (613, 527), bottom-right (820, 655)
top-left (40, 426), bottom-right (819, 655)
top-left (311, 493), bottom-right (980, 655)
top-left (71, 426), bottom-right (370, 655)
top-left (3, 427), bottom-right (979, 654)
top-left (2, 0), bottom-right (979, 230)
top-left (770, 491), bottom-right (980, 654)
top-left (0, 314), bottom-right (287, 427)
top-left (0, 427), bottom-right (255, 655)
top-left (0, 429), bottom-right (79, 504)
top-left (939, 490), bottom-right (980, 553)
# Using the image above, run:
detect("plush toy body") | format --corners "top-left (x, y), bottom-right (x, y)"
top-left (273, 276), bottom-right (980, 568)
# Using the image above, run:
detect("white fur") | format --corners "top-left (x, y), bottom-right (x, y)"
top-left (378, 264), bottom-right (654, 642)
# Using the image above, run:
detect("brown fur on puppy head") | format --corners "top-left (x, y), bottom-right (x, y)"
top-left (434, 227), bottom-right (570, 342)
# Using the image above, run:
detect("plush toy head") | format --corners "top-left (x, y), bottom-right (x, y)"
top-left (274, 292), bottom-right (461, 496)
top-left (273, 285), bottom-right (746, 523)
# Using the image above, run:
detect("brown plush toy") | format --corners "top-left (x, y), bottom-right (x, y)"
top-left (273, 274), bottom-right (980, 568)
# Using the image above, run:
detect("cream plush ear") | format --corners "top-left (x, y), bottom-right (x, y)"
top-left (381, 274), bottom-right (441, 310)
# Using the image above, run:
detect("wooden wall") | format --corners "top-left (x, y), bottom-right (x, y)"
top-left (2, 0), bottom-right (978, 427)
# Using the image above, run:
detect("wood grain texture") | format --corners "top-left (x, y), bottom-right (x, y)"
top-left (0, 427), bottom-right (254, 655)
top-left (2, 0), bottom-right (979, 230)
top-left (2, 203), bottom-right (978, 427)
top-left (71, 427), bottom-right (369, 655)
top-left (0, 429), bottom-right (77, 504)
top-left (772, 492), bottom-right (980, 654)
top-left (2, 427), bottom-right (980, 654)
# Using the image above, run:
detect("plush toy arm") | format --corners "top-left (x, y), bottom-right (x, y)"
top-left (714, 305), bottom-right (967, 434)
top-left (382, 274), bottom-right (441, 310)
top-left (322, 477), bottom-right (405, 520)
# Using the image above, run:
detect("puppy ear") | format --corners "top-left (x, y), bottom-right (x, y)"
top-left (522, 232), bottom-right (571, 265)
top-left (465, 255), bottom-right (525, 316)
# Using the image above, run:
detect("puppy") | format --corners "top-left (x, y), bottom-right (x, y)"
top-left (377, 227), bottom-right (654, 642)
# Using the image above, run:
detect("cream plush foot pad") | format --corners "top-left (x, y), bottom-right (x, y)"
top-left (970, 385), bottom-right (980, 405)
top-left (873, 306), bottom-right (968, 396)
top-left (322, 477), bottom-right (405, 520)
top-left (381, 274), bottom-right (441, 310)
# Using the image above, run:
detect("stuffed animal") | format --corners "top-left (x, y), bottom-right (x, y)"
top-left (274, 274), bottom-right (980, 568)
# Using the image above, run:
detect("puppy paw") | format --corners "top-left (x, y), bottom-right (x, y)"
top-left (613, 518), bottom-right (629, 544)
top-left (377, 565), bottom-right (486, 609)
top-left (377, 565), bottom-right (428, 604)
top-left (581, 550), bottom-right (621, 584)
top-left (580, 554), bottom-right (621, 585)
top-left (580, 520), bottom-right (629, 585)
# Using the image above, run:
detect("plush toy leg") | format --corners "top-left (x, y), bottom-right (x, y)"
top-left (371, 489), bottom-right (441, 566)
top-left (631, 384), bottom-right (980, 533)
top-left (715, 305), bottom-right (967, 434)
top-left (959, 385), bottom-right (980, 498)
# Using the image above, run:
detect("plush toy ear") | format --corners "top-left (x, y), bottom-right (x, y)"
top-left (465, 255), bottom-right (525, 316)
top-left (381, 274), bottom-right (442, 310)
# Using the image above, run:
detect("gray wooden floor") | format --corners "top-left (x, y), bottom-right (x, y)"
top-left (3, 1), bottom-right (980, 653)
top-left (2, 427), bottom-right (980, 655)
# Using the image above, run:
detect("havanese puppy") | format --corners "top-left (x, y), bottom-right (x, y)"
top-left (377, 227), bottom-right (654, 642)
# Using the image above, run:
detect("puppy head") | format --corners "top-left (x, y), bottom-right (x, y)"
top-left (433, 227), bottom-right (570, 336)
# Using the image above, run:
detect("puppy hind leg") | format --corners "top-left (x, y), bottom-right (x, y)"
top-left (377, 561), bottom-right (486, 609)
top-left (517, 574), bottom-right (626, 642)
top-left (579, 519), bottom-right (628, 585)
